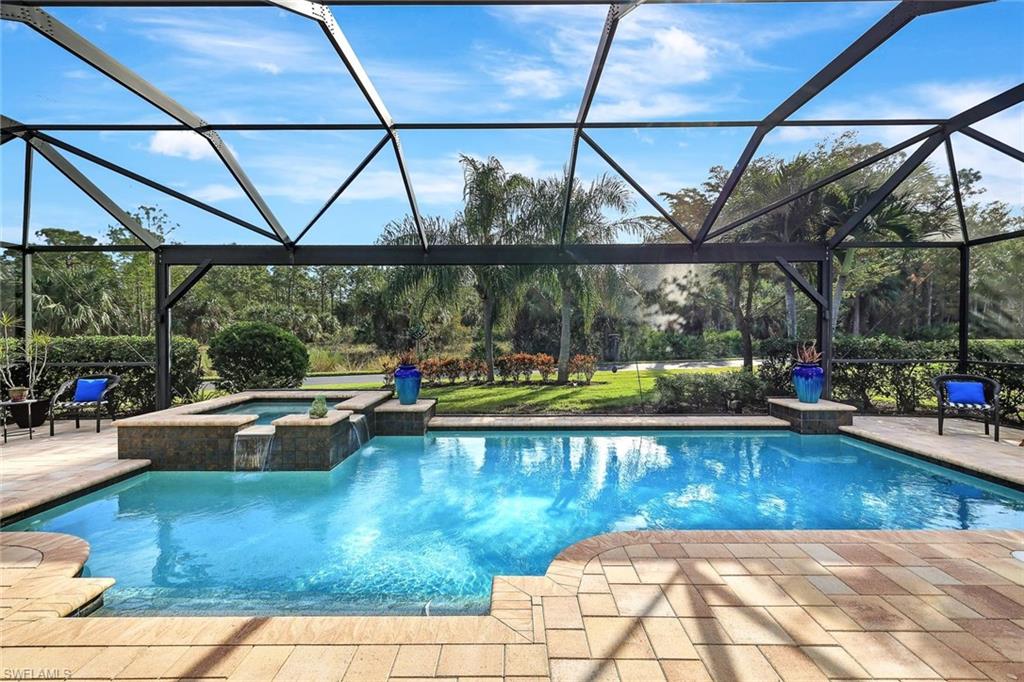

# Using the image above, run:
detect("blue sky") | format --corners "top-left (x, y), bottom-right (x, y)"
top-left (2, 0), bottom-right (1021, 245)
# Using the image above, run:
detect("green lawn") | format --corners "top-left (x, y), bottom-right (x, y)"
top-left (309, 367), bottom-right (737, 414)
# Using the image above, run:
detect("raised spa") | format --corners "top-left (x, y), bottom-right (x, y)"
top-left (11, 430), bottom-right (1023, 616)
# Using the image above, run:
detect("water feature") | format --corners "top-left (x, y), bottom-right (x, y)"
top-left (349, 413), bottom-right (369, 451)
top-left (233, 426), bottom-right (276, 471)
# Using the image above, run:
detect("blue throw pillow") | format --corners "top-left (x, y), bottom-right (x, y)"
top-left (946, 380), bottom-right (986, 405)
top-left (73, 378), bottom-right (108, 402)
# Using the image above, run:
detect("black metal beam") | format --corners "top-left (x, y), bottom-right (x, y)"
top-left (25, 244), bottom-right (153, 253)
top-left (159, 242), bottom-right (826, 266)
top-left (692, 0), bottom-right (981, 247)
top-left (967, 229), bottom-right (1024, 247)
top-left (818, 253), bottom-right (834, 398)
top-left (833, 240), bottom-right (960, 249)
top-left (579, 131), bottom-right (692, 242)
top-left (775, 257), bottom-right (827, 310)
top-left (268, 0), bottom-right (426, 251)
top-left (829, 84), bottom-right (1024, 248)
top-left (1, 119), bottom-right (950, 133)
top-left (958, 243), bottom-right (969, 372)
top-left (0, 5), bottom-right (290, 244)
top-left (560, 3), bottom-right (633, 247)
top-left (705, 127), bottom-right (939, 242)
top-left (294, 133), bottom-right (391, 245)
top-left (30, 131), bottom-right (279, 242)
top-left (154, 250), bottom-right (171, 410)
top-left (960, 126), bottom-right (1024, 163)
top-left (15, 131), bottom-right (163, 249)
top-left (1, 241), bottom-right (24, 251)
top-left (944, 136), bottom-right (970, 243)
top-left (21, 142), bottom-right (32, 249)
top-left (165, 259), bottom-right (212, 308)
top-left (828, 133), bottom-right (945, 248)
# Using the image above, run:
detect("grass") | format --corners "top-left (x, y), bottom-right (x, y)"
top-left (309, 367), bottom-right (738, 414)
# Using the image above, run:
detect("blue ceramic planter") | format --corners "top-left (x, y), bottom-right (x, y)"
top-left (792, 363), bottom-right (824, 403)
top-left (394, 364), bottom-right (422, 405)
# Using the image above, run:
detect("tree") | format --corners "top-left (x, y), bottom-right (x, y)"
top-left (526, 173), bottom-right (643, 382)
top-left (379, 156), bottom-right (533, 381)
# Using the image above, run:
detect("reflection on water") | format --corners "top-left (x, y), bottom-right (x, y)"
top-left (9, 431), bottom-right (1024, 616)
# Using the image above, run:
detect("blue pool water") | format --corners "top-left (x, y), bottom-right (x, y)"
top-left (208, 400), bottom-right (313, 425)
top-left (10, 431), bottom-right (1024, 616)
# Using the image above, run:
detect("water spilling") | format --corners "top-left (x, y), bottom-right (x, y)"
top-left (233, 427), bottom-right (276, 471)
top-left (349, 414), bottom-right (369, 450)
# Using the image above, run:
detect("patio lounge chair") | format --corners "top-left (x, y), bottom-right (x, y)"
top-left (49, 374), bottom-right (120, 435)
top-left (932, 374), bottom-right (1000, 442)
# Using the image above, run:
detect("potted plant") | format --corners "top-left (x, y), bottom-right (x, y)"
top-left (0, 313), bottom-right (52, 427)
top-left (394, 350), bottom-right (422, 405)
top-left (792, 341), bottom-right (824, 404)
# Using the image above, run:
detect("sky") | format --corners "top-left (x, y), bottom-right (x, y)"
top-left (1, 0), bottom-right (1022, 246)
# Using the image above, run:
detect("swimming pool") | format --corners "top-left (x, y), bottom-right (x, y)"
top-left (207, 400), bottom-right (314, 425)
top-left (10, 430), bottom-right (1023, 615)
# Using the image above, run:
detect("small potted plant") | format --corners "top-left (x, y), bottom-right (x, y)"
top-left (792, 341), bottom-right (824, 404)
top-left (0, 313), bottom-right (51, 427)
top-left (308, 395), bottom-right (328, 419)
top-left (394, 350), bottom-right (422, 405)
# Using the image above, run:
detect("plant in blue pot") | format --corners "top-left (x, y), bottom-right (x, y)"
top-left (791, 341), bottom-right (824, 404)
top-left (394, 351), bottom-right (422, 405)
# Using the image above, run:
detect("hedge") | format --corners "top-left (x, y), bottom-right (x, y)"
top-left (760, 336), bottom-right (1024, 423)
top-left (653, 371), bottom-right (766, 414)
top-left (24, 335), bottom-right (202, 415)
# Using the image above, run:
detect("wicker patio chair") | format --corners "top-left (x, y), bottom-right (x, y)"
top-left (49, 374), bottom-right (121, 435)
top-left (932, 373), bottom-right (1000, 442)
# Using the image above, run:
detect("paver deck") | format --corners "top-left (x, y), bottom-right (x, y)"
top-left (1, 529), bottom-right (1022, 680)
top-left (843, 415), bottom-right (1024, 488)
top-left (0, 420), bottom-right (148, 524)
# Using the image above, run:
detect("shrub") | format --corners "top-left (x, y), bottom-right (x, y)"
top-left (27, 335), bottom-right (201, 415)
top-left (569, 354), bottom-right (598, 384)
top-left (535, 353), bottom-right (556, 382)
top-left (759, 335), bottom-right (1023, 423)
top-left (461, 359), bottom-right (488, 382)
top-left (208, 322), bottom-right (309, 392)
top-left (653, 371), bottom-right (766, 414)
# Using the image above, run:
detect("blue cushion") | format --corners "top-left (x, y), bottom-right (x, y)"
top-left (946, 380), bottom-right (986, 405)
top-left (73, 378), bottom-right (108, 402)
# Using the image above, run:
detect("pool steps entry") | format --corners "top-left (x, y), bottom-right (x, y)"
top-left (233, 425), bottom-right (276, 471)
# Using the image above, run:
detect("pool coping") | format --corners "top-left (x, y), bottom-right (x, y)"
top-left (840, 425), bottom-right (1024, 491)
top-left (428, 414), bottom-right (791, 431)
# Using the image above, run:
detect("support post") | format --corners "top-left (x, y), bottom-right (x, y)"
top-left (818, 251), bottom-right (834, 399)
top-left (155, 250), bottom-right (171, 410)
top-left (22, 252), bottom-right (32, 346)
top-left (958, 243), bottom-right (969, 372)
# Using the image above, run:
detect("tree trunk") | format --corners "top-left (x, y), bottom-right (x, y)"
top-left (556, 283), bottom-right (573, 384)
top-left (851, 296), bottom-right (861, 336)
top-left (783, 279), bottom-right (797, 338)
top-left (482, 295), bottom-right (496, 383)
top-left (832, 252), bottom-right (850, 335)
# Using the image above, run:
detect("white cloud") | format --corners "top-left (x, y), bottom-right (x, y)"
top-left (191, 183), bottom-right (244, 202)
top-left (498, 67), bottom-right (565, 100)
top-left (148, 130), bottom-right (215, 160)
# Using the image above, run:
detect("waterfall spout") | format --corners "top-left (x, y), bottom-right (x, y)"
top-left (233, 426), bottom-right (276, 471)
top-left (350, 414), bottom-right (369, 451)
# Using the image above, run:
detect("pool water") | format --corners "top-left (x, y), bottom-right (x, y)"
top-left (208, 400), bottom-right (314, 425)
top-left (10, 431), bottom-right (1024, 616)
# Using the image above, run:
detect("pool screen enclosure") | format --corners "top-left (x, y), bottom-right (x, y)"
top-left (1, 0), bottom-right (1021, 409)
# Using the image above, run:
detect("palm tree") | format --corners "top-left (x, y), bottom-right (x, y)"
top-left (525, 173), bottom-right (643, 383)
top-left (379, 156), bottom-right (533, 381)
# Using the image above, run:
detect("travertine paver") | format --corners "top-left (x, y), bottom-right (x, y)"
top-left (0, 419), bottom-right (148, 522)
top-left (842, 415), bottom-right (1024, 487)
top-left (3, 529), bottom-right (1023, 680)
